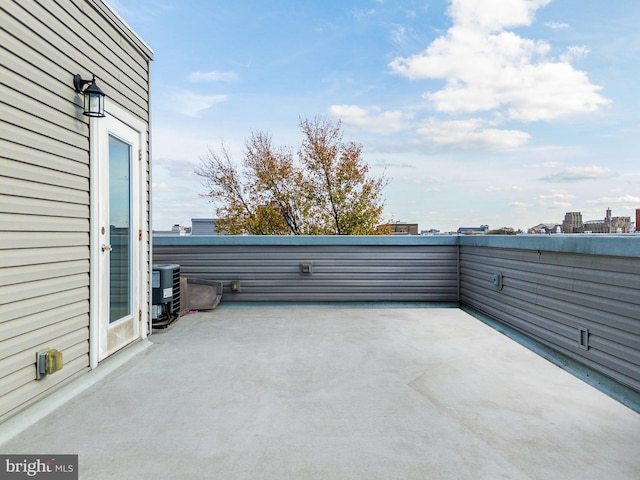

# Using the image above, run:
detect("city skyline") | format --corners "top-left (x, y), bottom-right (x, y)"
top-left (107, 0), bottom-right (640, 232)
top-left (164, 205), bottom-right (635, 235)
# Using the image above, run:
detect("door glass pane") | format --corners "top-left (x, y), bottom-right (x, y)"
top-left (108, 135), bottom-right (132, 323)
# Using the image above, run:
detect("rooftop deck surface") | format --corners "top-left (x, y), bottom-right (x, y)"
top-left (2, 304), bottom-right (639, 479)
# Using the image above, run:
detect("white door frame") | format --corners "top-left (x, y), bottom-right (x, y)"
top-left (89, 102), bottom-right (149, 368)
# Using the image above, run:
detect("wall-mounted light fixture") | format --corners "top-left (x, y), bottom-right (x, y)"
top-left (73, 74), bottom-right (105, 117)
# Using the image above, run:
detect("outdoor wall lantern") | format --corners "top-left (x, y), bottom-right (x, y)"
top-left (73, 74), bottom-right (106, 117)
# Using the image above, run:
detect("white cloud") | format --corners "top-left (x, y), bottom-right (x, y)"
top-left (351, 8), bottom-right (376, 18)
top-left (389, 0), bottom-right (610, 122)
top-left (448, 0), bottom-right (552, 31)
top-left (532, 161), bottom-right (562, 168)
top-left (372, 160), bottom-right (415, 169)
top-left (545, 21), bottom-right (569, 30)
top-left (540, 166), bottom-right (617, 182)
top-left (391, 24), bottom-right (409, 45)
top-left (587, 194), bottom-right (640, 205)
top-left (398, 175), bottom-right (440, 185)
top-left (507, 63), bottom-right (608, 121)
top-left (152, 125), bottom-right (214, 161)
top-left (485, 185), bottom-right (524, 193)
top-left (151, 182), bottom-right (175, 193)
top-left (329, 105), bottom-right (413, 134)
top-left (538, 192), bottom-right (575, 200)
top-left (188, 71), bottom-right (238, 82)
top-left (416, 118), bottom-right (531, 149)
top-left (154, 157), bottom-right (201, 180)
top-left (560, 46), bottom-right (589, 63)
top-left (171, 90), bottom-right (228, 117)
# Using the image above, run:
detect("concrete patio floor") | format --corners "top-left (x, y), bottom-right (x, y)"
top-left (1, 304), bottom-right (639, 479)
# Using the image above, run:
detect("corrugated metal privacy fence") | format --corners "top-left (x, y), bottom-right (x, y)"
top-left (153, 236), bottom-right (460, 303)
top-left (153, 234), bottom-right (640, 395)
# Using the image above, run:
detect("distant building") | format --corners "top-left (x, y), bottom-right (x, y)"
top-left (153, 224), bottom-right (191, 236)
top-left (562, 212), bottom-right (583, 233)
top-left (530, 223), bottom-right (561, 234)
top-left (562, 208), bottom-right (631, 234)
top-left (584, 208), bottom-right (631, 233)
top-left (380, 222), bottom-right (419, 235)
top-left (457, 225), bottom-right (489, 235)
top-left (191, 218), bottom-right (224, 235)
top-left (171, 224), bottom-right (191, 235)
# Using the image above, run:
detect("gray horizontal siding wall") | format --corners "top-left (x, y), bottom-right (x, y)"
top-left (458, 238), bottom-right (640, 394)
top-left (153, 237), bottom-right (459, 303)
top-left (0, 0), bottom-right (152, 423)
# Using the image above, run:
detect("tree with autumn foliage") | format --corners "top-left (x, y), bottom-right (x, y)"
top-left (196, 117), bottom-right (390, 235)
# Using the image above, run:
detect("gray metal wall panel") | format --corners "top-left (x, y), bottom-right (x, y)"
top-left (153, 243), bottom-right (459, 302)
top-left (459, 245), bottom-right (640, 393)
top-left (0, 0), bottom-right (151, 423)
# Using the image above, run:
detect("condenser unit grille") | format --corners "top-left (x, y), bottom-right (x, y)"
top-left (170, 267), bottom-right (181, 315)
top-left (152, 264), bottom-right (180, 327)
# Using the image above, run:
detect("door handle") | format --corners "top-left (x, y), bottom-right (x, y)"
top-left (101, 244), bottom-right (113, 252)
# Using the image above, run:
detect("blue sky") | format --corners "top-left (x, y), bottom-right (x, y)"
top-left (107, 0), bottom-right (640, 232)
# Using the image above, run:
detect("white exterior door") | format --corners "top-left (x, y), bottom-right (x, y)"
top-left (91, 105), bottom-right (147, 364)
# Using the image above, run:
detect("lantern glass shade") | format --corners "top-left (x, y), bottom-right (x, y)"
top-left (74, 74), bottom-right (106, 117)
top-left (83, 80), bottom-right (106, 117)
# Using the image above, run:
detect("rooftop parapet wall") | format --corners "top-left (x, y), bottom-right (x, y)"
top-left (458, 234), bottom-right (640, 258)
top-left (154, 235), bottom-right (460, 247)
top-left (154, 233), bottom-right (639, 257)
top-left (153, 235), bottom-right (459, 303)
